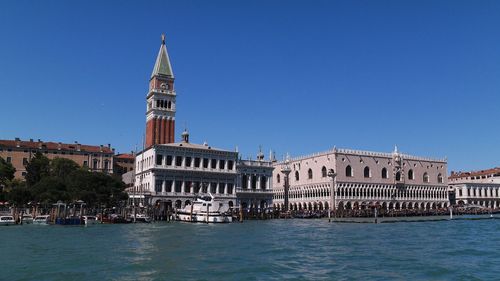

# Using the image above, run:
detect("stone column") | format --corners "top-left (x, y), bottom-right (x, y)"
top-left (257, 176), bottom-right (261, 190)
top-left (162, 180), bottom-right (166, 193)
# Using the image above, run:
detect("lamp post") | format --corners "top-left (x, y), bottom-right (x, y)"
top-left (281, 154), bottom-right (291, 214)
top-left (327, 169), bottom-right (337, 222)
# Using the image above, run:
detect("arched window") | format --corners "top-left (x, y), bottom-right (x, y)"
top-left (346, 165), bottom-right (353, 177)
top-left (321, 166), bottom-right (327, 178)
top-left (261, 176), bottom-right (267, 189)
top-left (423, 172), bottom-right (429, 183)
top-left (408, 169), bottom-right (414, 180)
top-left (308, 168), bottom-right (313, 179)
top-left (437, 173), bottom-right (443, 183)
top-left (381, 168), bottom-right (388, 179)
top-left (277, 174), bottom-right (280, 183)
top-left (364, 166), bottom-right (370, 178)
top-left (295, 171), bottom-right (299, 181)
top-left (396, 171), bottom-right (401, 181)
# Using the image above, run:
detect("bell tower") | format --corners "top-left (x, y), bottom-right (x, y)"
top-left (146, 34), bottom-right (176, 148)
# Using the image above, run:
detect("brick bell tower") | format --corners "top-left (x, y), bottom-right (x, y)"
top-left (146, 34), bottom-right (176, 148)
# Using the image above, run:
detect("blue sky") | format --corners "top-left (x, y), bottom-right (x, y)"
top-left (1, 0), bottom-right (499, 173)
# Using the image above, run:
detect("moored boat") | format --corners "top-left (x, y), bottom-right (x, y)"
top-left (0, 216), bottom-right (16, 226)
top-left (82, 215), bottom-right (99, 225)
top-left (176, 194), bottom-right (232, 223)
top-left (33, 215), bottom-right (50, 225)
top-left (133, 214), bottom-right (151, 223)
top-left (22, 214), bottom-right (34, 224)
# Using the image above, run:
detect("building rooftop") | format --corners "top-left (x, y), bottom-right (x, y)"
top-left (0, 139), bottom-right (114, 154)
top-left (158, 142), bottom-right (235, 153)
top-left (115, 153), bottom-right (135, 160)
top-left (274, 147), bottom-right (446, 164)
top-left (449, 167), bottom-right (500, 179)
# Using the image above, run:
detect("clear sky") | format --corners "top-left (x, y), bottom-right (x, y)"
top-left (1, 0), bottom-right (499, 173)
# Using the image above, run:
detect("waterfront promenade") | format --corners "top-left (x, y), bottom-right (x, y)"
top-left (1, 219), bottom-right (499, 280)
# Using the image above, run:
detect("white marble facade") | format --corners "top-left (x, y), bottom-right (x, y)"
top-left (134, 134), bottom-right (238, 210)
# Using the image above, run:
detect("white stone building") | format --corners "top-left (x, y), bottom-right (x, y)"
top-left (451, 183), bottom-right (500, 209)
top-left (236, 150), bottom-right (274, 212)
top-left (272, 147), bottom-right (449, 212)
top-left (448, 167), bottom-right (500, 208)
top-left (133, 131), bottom-right (238, 213)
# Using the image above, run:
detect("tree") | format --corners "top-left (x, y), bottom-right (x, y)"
top-left (50, 158), bottom-right (79, 180)
top-left (8, 183), bottom-right (32, 207)
top-left (31, 176), bottom-right (70, 205)
top-left (65, 170), bottom-right (128, 208)
top-left (0, 156), bottom-right (16, 188)
top-left (25, 152), bottom-right (50, 187)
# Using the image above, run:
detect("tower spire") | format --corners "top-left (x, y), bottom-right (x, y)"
top-left (151, 34), bottom-right (174, 79)
top-left (145, 34), bottom-right (177, 148)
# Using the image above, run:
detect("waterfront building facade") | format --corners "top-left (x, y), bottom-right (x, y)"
top-left (272, 147), bottom-right (449, 212)
top-left (0, 138), bottom-right (114, 179)
top-left (133, 130), bottom-right (238, 213)
top-left (236, 150), bottom-right (274, 212)
top-left (448, 167), bottom-right (500, 208)
top-left (449, 167), bottom-right (500, 184)
top-left (450, 183), bottom-right (500, 209)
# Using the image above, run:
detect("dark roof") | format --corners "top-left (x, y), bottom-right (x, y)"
top-left (0, 139), bottom-right (114, 154)
top-left (115, 153), bottom-right (135, 160)
top-left (449, 167), bottom-right (500, 179)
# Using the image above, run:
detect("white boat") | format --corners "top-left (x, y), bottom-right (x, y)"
top-left (33, 215), bottom-right (50, 225)
top-left (176, 194), bottom-right (233, 223)
top-left (82, 216), bottom-right (99, 225)
top-left (22, 214), bottom-right (34, 224)
top-left (0, 216), bottom-right (16, 226)
top-left (134, 214), bottom-right (152, 223)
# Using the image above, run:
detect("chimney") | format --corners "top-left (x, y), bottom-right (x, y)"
top-left (100, 145), bottom-right (103, 152)
top-left (107, 143), bottom-right (111, 148)
top-left (29, 138), bottom-right (33, 142)
top-left (15, 137), bottom-right (20, 147)
top-left (75, 141), bottom-right (81, 151)
top-left (38, 139), bottom-right (42, 149)
top-left (58, 142), bottom-right (62, 150)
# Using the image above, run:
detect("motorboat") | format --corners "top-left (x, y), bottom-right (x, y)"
top-left (0, 216), bottom-right (16, 226)
top-left (176, 194), bottom-right (233, 223)
top-left (127, 213), bottom-right (151, 223)
top-left (21, 214), bottom-right (34, 224)
top-left (82, 216), bottom-right (99, 225)
top-left (133, 214), bottom-right (151, 223)
top-left (33, 215), bottom-right (50, 225)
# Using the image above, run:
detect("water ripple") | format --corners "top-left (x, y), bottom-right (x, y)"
top-left (1, 219), bottom-right (500, 280)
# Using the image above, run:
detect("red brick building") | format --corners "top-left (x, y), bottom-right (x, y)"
top-left (0, 138), bottom-right (115, 179)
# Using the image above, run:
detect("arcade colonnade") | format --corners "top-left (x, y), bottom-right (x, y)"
top-left (273, 182), bottom-right (449, 211)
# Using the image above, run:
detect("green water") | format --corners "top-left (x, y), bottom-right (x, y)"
top-left (1, 219), bottom-right (499, 280)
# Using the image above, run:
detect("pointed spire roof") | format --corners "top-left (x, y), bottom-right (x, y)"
top-left (151, 34), bottom-right (174, 79)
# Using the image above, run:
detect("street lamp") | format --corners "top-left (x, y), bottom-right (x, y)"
top-left (327, 169), bottom-right (337, 222)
